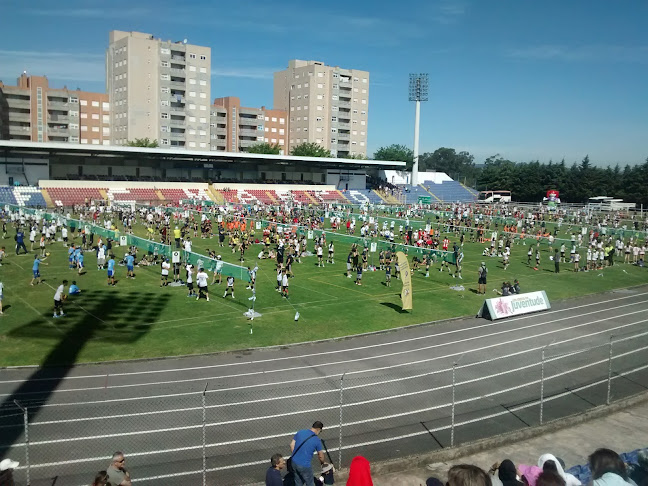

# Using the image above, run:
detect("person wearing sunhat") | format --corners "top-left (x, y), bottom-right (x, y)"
top-left (0, 458), bottom-right (19, 485)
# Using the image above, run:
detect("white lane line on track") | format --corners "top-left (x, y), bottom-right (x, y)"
top-left (9, 355), bottom-right (648, 459)
top-left (1, 289), bottom-right (645, 384)
top-left (4, 307), bottom-right (646, 410)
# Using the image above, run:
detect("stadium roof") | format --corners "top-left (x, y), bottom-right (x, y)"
top-left (0, 141), bottom-right (406, 169)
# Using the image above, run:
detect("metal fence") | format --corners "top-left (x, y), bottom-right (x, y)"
top-left (1, 329), bottom-right (647, 486)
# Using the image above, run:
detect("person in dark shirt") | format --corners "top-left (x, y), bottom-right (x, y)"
top-left (265, 453), bottom-right (285, 486)
top-left (15, 228), bottom-right (28, 254)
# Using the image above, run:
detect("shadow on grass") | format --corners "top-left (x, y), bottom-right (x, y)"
top-left (380, 302), bottom-right (409, 314)
top-left (0, 289), bottom-right (170, 455)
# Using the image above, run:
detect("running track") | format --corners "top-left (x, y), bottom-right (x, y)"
top-left (1, 286), bottom-right (647, 485)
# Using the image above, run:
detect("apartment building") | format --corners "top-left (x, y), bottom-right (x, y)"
top-left (211, 97), bottom-right (287, 154)
top-left (273, 60), bottom-right (369, 158)
top-left (0, 72), bottom-right (110, 145)
top-left (106, 30), bottom-right (211, 150)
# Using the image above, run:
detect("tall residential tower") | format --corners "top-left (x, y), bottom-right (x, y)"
top-left (106, 31), bottom-right (211, 150)
top-left (273, 60), bottom-right (369, 158)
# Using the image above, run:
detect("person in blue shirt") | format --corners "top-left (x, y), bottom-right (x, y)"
top-left (68, 245), bottom-right (76, 269)
top-left (125, 252), bottom-right (135, 279)
top-left (289, 421), bottom-right (327, 486)
top-left (265, 453), bottom-right (285, 486)
top-left (30, 254), bottom-right (48, 286)
top-left (107, 254), bottom-right (116, 286)
top-left (15, 228), bottom-right (27, 255)
top-left (68, 281), bottom-right (81, 295)
top-left (77, 250), bottom-right (85, 275)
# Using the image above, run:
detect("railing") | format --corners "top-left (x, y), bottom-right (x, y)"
top-left (2, 311), bottom-right (646, 486)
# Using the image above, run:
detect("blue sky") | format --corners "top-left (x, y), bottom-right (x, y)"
top-left (1, 0), bottom-right (646, 166)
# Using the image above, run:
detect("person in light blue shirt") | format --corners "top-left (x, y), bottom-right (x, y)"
top-left (77, 250), bottom-right (84, 275)
top-left (30, 254), bottom-right (47, 286)
top-left (125, 253), bottom-right (135, 278)
top-left (107, 255), bottom-right (116, 286)
top-left (68, 281), bottom-right (81, 295)
top-left (68, 245), bottom-right (75, 269)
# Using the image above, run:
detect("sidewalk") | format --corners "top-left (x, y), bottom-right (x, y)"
top-left (361, 393), bottom-right (648, 485)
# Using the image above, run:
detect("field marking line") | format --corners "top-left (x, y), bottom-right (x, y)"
top-left (0, 289), bottom-right (645, 383)
top-left (1, 300), bottom-right (644, 397)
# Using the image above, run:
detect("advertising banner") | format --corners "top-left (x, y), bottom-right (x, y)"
top-left (396, 251), bottom-right (413, 311)
top-left (478, 291), bottom-right (550, 320)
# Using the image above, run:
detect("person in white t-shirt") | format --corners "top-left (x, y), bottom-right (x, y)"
top-left (160, 259), bottom-right (171, 287)
top-left (186, 264), bottom-right (195, 297)
top-left (53, 280), bottom-right (68, 318)
top-left (196, 267), bottom-right (209, 301)
top-left (223, 276), bottom-right (234, 299)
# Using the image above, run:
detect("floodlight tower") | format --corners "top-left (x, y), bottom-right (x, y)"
top-left (408, 73), bottom-right (429, 186)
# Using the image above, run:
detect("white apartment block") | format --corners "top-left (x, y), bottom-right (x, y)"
top-left (273, 60), bottom-right (369, 158)
top-left (106, 31), bottom-right (211, 150)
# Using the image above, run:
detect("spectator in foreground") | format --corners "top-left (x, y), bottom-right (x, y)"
top-left (92, 470), bottom-right (110, 486)
top-left (589, 448), bottom-right (634, 486)
top-left (107, 451), bottom-right (131, 486)
top-left (346, 455), bottom-right (373, 486)
top-left (289, 421), bottom-right (327, 486)
top-left (447, 464), bottom-right (492, 486)
top-left (0, 458), bottom-right (19, 486)
top-left (537, 472), bottom-right (566, 486)
top-left (265, 453), bottom-right (285, 486)
top-left (489, 459), bottom-right (525, 486)
top-left (519, 454), bottom-right (581, 486)
top-left (69, 280), bottom-right (81, 295)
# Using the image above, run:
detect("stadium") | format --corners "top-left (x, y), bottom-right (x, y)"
top-left (0, 138), bottom-right (647, 485)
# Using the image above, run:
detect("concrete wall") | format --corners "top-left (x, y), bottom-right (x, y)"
top-left (0, 156), bottom-right (49, 185)
top-left (326, 169), bottom-right (366, 190)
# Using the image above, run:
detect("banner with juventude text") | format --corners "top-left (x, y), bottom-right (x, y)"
top-left (478, 291), bottom-right (550, 320)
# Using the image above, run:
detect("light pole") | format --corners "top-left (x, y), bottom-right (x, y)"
top-left (409, 73), bottom-right (429, 186)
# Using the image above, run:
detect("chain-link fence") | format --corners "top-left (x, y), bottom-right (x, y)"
top-left (2, 328), bottom-right (647, 486)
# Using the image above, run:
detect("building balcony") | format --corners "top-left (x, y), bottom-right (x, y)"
top-left (170, 68), bottom-right (186, 77)
top-left (169, 131), bottom-right (185, 139)
top-left (238, 139), bottom-right (259, 148)
top-left (9, 125), bottom-right (31, 135)
top-left (47, 100), bottom-right (70, 110)
top-left (169, 106), bottom-right (186, 114)
top-left (214, 126), bottom-right (227, 135)
top-left (6, 97), bottom-right (30, 108)
top-left (238, 117), bottom-right (258, 127)
top-left (339, 79), bottom-right (352, 87)
top-left (48, 126), bottom-right (70, 134)
top-left (170, 55), bottom-right (186, 63)
top-left (169, 80), bottom-right (186, 89)
top-left (48, 114), bottom-right (69, 123)
top-left (335, 100), bottom-right (351, 108)
top-left (48, 136), bottom-right (69, 142)
top-left (238, 128), bottom-right (261, 137)
top-left (9, 112), bottom-right (31, 122)
top-left (169, 119), bottom-right (186, 128)
top-left (337, 132), bottom-right (350, 140)
top-left (336, 121), bottom-right (351, 130)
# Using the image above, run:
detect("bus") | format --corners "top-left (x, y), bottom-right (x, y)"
top-left (587, 196), bottom-right (635, 212)
top-left (478, 190), bottom-right (512, 203)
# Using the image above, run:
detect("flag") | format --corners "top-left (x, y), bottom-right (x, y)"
top-left (396, 251), bottom-right (413, 310)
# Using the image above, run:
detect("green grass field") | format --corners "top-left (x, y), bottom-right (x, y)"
top-left (1, 215), bottom-right (647, 367)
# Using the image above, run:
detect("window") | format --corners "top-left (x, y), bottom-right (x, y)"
top-left (161, 48), bottom-right (170, 55)
top-left (271, 138), bottom-right (277, 143)
top-left (361, 99), bottom-right (367, 104)
top-left (360, 131), bottom-right (365, 135)
top-left (360, 141), bottom-right (365, 146)
top-left (317, 72), bottom-right (324, 77)
top-left (304, 83), bottom-right (309, 87)
top-left (361, 89), bottom-right (367, 94)
top-left (361, 110), bottom-right (366, 115)
top-left (264, 137), bottom-right (269, 143)
top-left (297, 84), bottom-right (301, 89)
top-left (70, 111), bottom-right (79, 117)
top-left (352, 130), bottom-right (357, 135)
top-left (189, 66), bottom-right (196, 72)
top-left (189, 91), bottom-right (196, 97)
top-left (361, 120), bottom-right (366, 125)
top-left (280, 118), bottom-right (285, 124)
top-left (162, 87), bottom-right (170, 93)
top-left (279, 128), bottom-right (284, 134)
top-left (189, 53), bottom-right (196, 59)
top-left (199, 92), bottom-right (207, 98)
top-left (331, 128), bottom-right (337, 133)
top-left (199, 80), bottom-right (206, 86)
top-left (80, 113), bottom-right (88, 119)
top-left (189, 116), bottom-right (196, 122)
top-left (161, 100), bottom-right (169, 106)
top-left (353, 109), bottom-right (358, 114)
top-left (316, 127), bottom-right (323, 132)
top-left (257, 124), bottom-right (263, 130)
top-left (200, 117), bottom-right (207, 123)
top-left (161, 61), bottom-right (169, 67)
top-left (70, 123), bottom-right (79, 129)
top-left (161, 126), bottom-right (169, 132)
top-left (189, 79), bottom-right (196, 85)
top-left (80, 100), bottom-right (87, 106)
top-left (354, 88), bottom-right (359, 92)
top-left (92, 126), bottom-right (99, 132)
top-left (199, 105), bottom-right (206, 111)
top-left (331, 116), bottom-right (337, 122)
top-left (264, 127), bottom-right (269, 132)
top-left (257, 136), bottom-right (264, 141)
top-left (279, 139), bottom-right (285, 145)
top-left (189, 103), bottom-right (196, 109)
top-left (362, 78), bottom-right (367, 83)
top-left (161, 139), bottom-right (169, 145)
top-left (200, 142), bottom-right (207, 147)
top-left (92, 113), bottom-right (99, 120)
top-left (317, 94), bottom-right (323, 100)
top-left (69, 97), bottom-right (78, 103)
top-left (199, 67), bottom-right (207, 74)
top-left (317, 83), bottom-right (324, 89)
top-left (70, 136), bottom-right (79, 142)
top-left (354, 77), bottom-right (359, 82)
top-left (189, 129), bottom-right (196, 135)
top-left (102, 102), bottom-right (110, 110)
top-left (271, 127), bottom-right (277, 133)
top-left (161, 74), bottom-right (170, 80)
top-left (161, 113), bottom-right (169, 119)
top-left (81, 125), bottom-right (88, 132)
top-left (81, 138), bottom-right (88, 144)
top-left (189, 141), bottom-right (196, 147)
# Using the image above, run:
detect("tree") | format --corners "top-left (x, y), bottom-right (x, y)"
top-left (246, 142), bottom-right (281, 155)
top-left (419, 148), bottom-right (477, 185)
top-left (344, 153), bottom-right (368, 160)
top-left (126, 138), bottom-right (159, 148)
top-left (290, 142), bottom-right (332, 158)
top-left (373, 144), bottom-right (414, 169)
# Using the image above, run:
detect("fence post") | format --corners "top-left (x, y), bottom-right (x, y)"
top-left (540, 347), bottom-right (546, 425)
top-left (338, 372), bottom-right (346, 472)
top-left (451, 362), bottom-right (456, 447)
top-left (607, 336), bottom-right (614, 405)
top-left (202, 382), bottom-right (209, 486)
top-left (14, 400), bottom-right (30, 486)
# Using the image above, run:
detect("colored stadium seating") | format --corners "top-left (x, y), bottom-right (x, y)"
top-left (0, 186), bottom-right (48, 207)
top-left (424, 181), bottom-right (477, 202)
